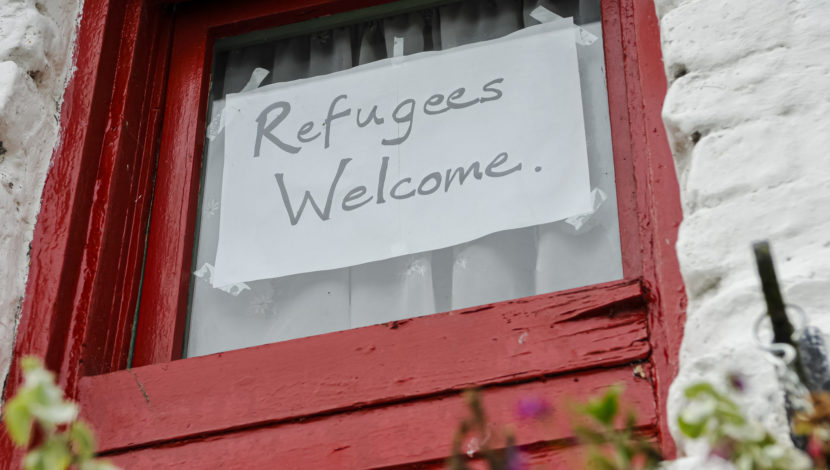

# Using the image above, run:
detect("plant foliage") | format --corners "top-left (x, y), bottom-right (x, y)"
top-left (2, 357), bottom-right (118, 470)
top-left (446, 375), bottom-right (829, 469)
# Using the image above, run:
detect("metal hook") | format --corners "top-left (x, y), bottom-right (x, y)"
top-left (753, 241), bottom-right (809, 385)
top-left (753, 304), bottom-right (809, 358)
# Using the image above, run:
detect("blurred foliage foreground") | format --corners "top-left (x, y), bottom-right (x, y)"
top-left (448, 374), bottom-right (830, 470)
top-left (3, 357), bottom-right (117, 470)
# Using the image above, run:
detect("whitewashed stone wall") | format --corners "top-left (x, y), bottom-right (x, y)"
top-left (0, 0), bottom-right (82, 391)
top-left (656, 0), bottom-right (830, 461)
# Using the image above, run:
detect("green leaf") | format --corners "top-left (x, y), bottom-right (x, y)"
top-left (574, 426), bottom-right (608, 445)
top-left (20, 356), bottom-right (44, 374)
top-left (585, 388), bottom-right (620, 426)
top-left (683, 382), bottom-right (720, 400)
top-left (24, 438), bottom-right (72, 470)
top-left (714, 405), bottom-right (746, 426)
top-left (3, 396), bottom-right (34, 446)
top-left (70, 421), bottom-right (97, 460)
top-left (677, 414), bottom-right (707, 438)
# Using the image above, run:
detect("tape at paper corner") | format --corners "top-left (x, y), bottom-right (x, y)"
top-left (529, 6), bottom-right (598, 46)
top-left (564, 187), bottom-right (608, 232)
top-left (194, 262), bottom-right (251, 296)
top-left (206, 67), bottom-right (271, 141)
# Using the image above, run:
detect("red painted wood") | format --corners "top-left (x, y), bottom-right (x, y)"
top-left (0, 0), bottom-right (129, 467)
top-left (131, 10), bottom-right (212, 366)
top-left (0, 2), bottom-right (177, 467)
top-left (179, 0), bottom-right (405, 40)
top-left (627, 0), bottom-right (687, 458)
top-left (601, 0), bottom-right (643, 280)
top-left (58, 0), bottom-right (174, 384)
top-left (3, 0), bottom-right (124, 394)
top-left (65, 0), bottom-right (146, 377)
top-left (592, 0), bottom-right (687, 457)
top-left (82, 280), bottom-right (647, 452)
top-left (104, 367), bottom-right (657, 468)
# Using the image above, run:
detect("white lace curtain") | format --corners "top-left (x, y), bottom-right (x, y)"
top-left (186, 0), bottom-right (621, 358)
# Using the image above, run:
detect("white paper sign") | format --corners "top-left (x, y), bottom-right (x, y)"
top-left (214, 22), bottom-right (592, 287)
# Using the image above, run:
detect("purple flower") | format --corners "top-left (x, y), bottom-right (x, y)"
top-left (516, 397), bottom-right (552, 420)
top-left (727, 372), bottom-right (746, 393)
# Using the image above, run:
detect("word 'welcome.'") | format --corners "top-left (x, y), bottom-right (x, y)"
top-left (214, 21), bottom-right (591, 286)
top-left (277, 152), bottom-right (522, 226)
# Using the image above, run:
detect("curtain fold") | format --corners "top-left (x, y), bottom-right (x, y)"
top-left (186, 0), bottom-right (621, 358)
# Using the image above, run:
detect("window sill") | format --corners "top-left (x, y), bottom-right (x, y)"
top-left (79, 278), bottom-right (647, 454)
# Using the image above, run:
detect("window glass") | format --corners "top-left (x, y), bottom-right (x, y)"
top-left (185, 0), bottom-right (621, 357)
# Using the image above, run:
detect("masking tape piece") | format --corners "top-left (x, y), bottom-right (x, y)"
top-left (241, 67), bottom-right (271, 92)
top-left (207, 67), bottom-right (270, 140)
top-left (206, 103), bottom-right (225, 141)
top-left (194, 262), bottom-right (251, 296)
top-left (565, 187), bottom-right (607, 232)
top-left (529, 5), bottom-right (560, 24)
top-left (529, 6), bottom-right (598, 46)
top-left (575, 27), bottom-right (598, 46)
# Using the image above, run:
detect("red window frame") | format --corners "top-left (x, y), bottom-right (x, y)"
top-left (1, 0), bottom-right (685, 466)
top-left (136, 0), bottom-right (646, 365)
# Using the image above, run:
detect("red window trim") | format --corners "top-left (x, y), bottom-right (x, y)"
top-left (0, 0), bottom-right (685, 466)
top-left (90, 279), bottom-right (650, 453)
top-left (106, 367), bottom-right (658, 467)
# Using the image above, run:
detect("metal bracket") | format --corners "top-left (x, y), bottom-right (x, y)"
top-left (753, 241), bottom-right (830, 448)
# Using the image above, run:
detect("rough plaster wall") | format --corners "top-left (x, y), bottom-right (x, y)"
top-left (0, 0), bottom-right (82, 393)
top-left (655, 0), bottom-right (830, 463)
